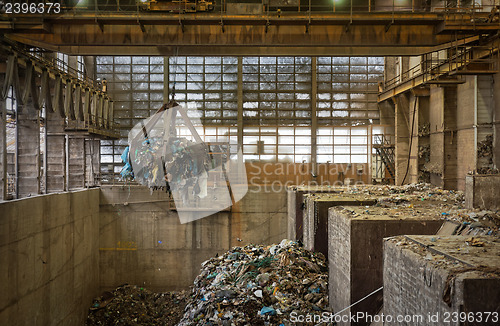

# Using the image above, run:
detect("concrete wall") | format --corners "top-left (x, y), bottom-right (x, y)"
top-left (424, 76), bottom-right (491, 191)
top-left (384, 236), bottom-right (500, 326)
top-left (328, 208), bottom-right (443, 326)
top-left (303, 195), bottom-right (377, 257)
top-left (465, 174), bottom-right (500, 211)
top-left (99, 185), bottom-right (287, 292)
top-left (0, 189), bottom-right (100, 326)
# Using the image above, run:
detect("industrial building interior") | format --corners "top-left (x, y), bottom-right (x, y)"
top-left (1, 0), bottom-right (500, 325)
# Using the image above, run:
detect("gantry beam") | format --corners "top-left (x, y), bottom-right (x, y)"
top-left (1, 12), bottom-right (498, 56)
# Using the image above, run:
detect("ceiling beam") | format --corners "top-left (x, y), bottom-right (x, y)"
top-left (2, 12), bottom-right (497, 56)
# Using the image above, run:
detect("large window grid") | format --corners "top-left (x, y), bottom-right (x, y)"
top-left (317, 57), bottom-right (383, 125)
top-left (242, 126), bottom-right (311, 163)
top-left (317, 126), bottom-right (370, 164)
top-left (96, 56), bottom-right (165, 135)
top-left (169, 56), bottom-right (238, 125)
top-left (96, 56), bottom-right (384, 182)
top-left (243, 57), bottom-right (312, 126)
top-left (97, 56), bottom-right (165, 179)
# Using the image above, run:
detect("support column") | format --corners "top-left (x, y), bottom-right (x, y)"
top-left (237, 57), bottom-right (243, 150)
top-left (85, 138), bottom-right (100, 187)
top-left (416, 92), bottom-right (430, 184)
top-left (0, 91), bottom-right (6, 199)
top-left (16, 106), bottom-right (40, 197)
top-left (408, 94), bottom-right (419, 184)
top-left (429, 85), bottom-right (445, 187)
top-left (68, 136), bottom-right (86, 190)
top-left (46, 110), bottom-right (66, 192)
top-left (493, 68), bottom-right (500, 171)
top-left (311, 57), bottom-right (317, 179)
top-left (443, 86), bottom-right (458, 190)
top-left (384, 57), bottom-right (397, 87)
top-left (456, 76), bottom-right (477, 191)
top-left (394, 94), bottom-right (410, 185)
top-left (408, 87), bottom-right (430, 184)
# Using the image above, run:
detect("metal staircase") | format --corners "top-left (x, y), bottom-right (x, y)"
top-left (373, 134), bottom-right (395, 184)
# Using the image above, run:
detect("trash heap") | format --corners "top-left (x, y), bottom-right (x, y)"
top-left (477, 134), bottom-right (493, 159)
top-left (178, 240), bottom-right (329, 325)
top-left (86, 285), bottom-right (187, 326)
top-left (344, 183), bottom-right (499, 236)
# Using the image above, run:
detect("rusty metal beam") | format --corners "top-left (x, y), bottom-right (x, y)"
top-left (4, 24), bottom-right (473, 56)
top-left (3, 40), bottom-right (453, 56)
top-left (0, 12), bottom-right (450, 27)
top-left (2, 11), bottom-right (497, 56)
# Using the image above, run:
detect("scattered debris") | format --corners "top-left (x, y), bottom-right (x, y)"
top-left (324, 183), bottom-right (498, 235)
top-left (418, 123), bottom-right (430, 137)
top-left (477, 135), bottom-right (493, 159)
top-left (418, 145), bottom-right (430, 162)
top-left (473, 167), bottom-right (499, 175)
top-left (86, 285), bottom-right (186, 326)
top-left (421, 162), bottom-right (443, 175)
top-left (465, 237), bottom-right (485, 247)
top-left (178, 240), bottom-right (329, 325)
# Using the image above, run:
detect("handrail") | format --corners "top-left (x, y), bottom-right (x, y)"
top-left (62, 2), bottom-right (499, 15)
top-left (379, 37), bottom-right (499, 102)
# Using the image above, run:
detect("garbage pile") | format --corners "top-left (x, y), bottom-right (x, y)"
top-left (86, 285), bottom-right (187, 326)
top-left (418, 123), bottom-right (430, 136)
top-left (178, 240), bottom-right (329, 325)
top-left (344, 183), bottom-right (500, 236)
top-left (345, 183), bottom-right (465, 205)
top-left (474, 167), bottom-right (499, 175)
top-left (418, 145), bottom-right (430, 162)
top-left (477, 134), bottom-right (493, 159)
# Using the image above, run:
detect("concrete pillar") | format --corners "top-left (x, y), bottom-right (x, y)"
top-left (384, 57), bottom-right (397, 87)
top-left (0, 91), bottom-right (6, 199)
top-left (379, 101), bottom-right (395, 126)
top-left (46, 111), bottom-right (66, 192)
top-left (416, 94), bottom-right (430, 183)
top-left (311, 57), bottom-right (317, 178)
top-left (237, 57), bottom-right (243, 150)
top-left (429, 85), bottom-right (445, 187)
top-left (395, 94), bottom-right (410, 185)
top-left (16, 105), bottom-right (40, 198)
top-left (85, 138), bottom-right (100, 187)
top-left (494, 69), bottom-right (500, 170)
top-left (408, 94), bottom-right (419, 183)
top-left (443, 86), bottom-right (458, 190)
top-left (456, 76), bottom-right (477, 191)
top-left (428, 84), bottom-right (458, 189)
top-left (68, 136), bottom-right (85, 190)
